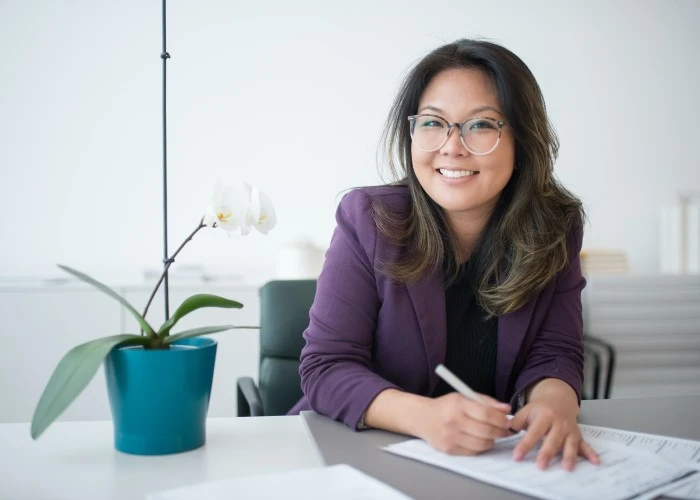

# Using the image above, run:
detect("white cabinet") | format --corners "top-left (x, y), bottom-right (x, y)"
top-left (0, 284), bottom-right (262, 424)
top-left (583, 275), bottom-right (700, 398)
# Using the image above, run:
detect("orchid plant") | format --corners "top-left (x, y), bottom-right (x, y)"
top-left (30, 181), bottom-right (276, 440)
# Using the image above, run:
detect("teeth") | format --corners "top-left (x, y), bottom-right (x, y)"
top-left (439, 169), bottom-right (476, 178)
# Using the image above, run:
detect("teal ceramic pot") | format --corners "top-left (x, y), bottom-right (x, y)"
top-left (104, 337), bottom-right (217, 455)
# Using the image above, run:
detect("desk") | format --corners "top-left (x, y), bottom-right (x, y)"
top-left (1, 417), bottom-right (322, 500)
top-left (302, 395), bottom-right (700, 500)
top-left (2, 397), bottom-right (699, 500)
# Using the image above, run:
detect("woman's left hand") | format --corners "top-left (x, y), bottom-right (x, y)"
top-left (509, 384), bottom-right (600, 471)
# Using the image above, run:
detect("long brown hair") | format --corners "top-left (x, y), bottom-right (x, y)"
top-left (375, 39), bottom-right (585, 316)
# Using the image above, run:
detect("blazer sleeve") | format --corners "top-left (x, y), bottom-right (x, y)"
top-left (511, 221), bottom-right (586, 406)
top-left (299, 189), bottom-right (399, 430)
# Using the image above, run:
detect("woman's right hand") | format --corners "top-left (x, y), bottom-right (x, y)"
top-left (414, 392), bottom-right (513, 455)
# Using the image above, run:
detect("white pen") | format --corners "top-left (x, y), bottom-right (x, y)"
top-left (435, 364), bottom-right (489, 405)
top-left (436, 364), bottom-right (519, 435)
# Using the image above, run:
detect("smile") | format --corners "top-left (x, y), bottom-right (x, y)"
top-left (438, 169), bottom-right (478, 178)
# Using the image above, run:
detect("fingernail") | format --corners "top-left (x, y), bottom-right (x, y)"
top-left (513, 449), bottom-right (523, 461)
top-left (508, 426), bottom-right (518, 434)
top-left (537, 459), bottom-right (548, 470)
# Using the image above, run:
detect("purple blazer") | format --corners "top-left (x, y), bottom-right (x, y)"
top-left (290, 186), bottom-right (585, 430)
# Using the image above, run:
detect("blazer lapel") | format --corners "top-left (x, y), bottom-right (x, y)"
top-left (407, 270), bottom-right (446, 394)
top-left (496, 298), bottom-right (536, 401)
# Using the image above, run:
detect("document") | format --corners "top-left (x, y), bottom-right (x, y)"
top-left (146, 464), bottom-right (412, 500)
top-left (579, 424), bottom-right (700, 469)
top-left (383, 429), bottom-right (698, 500)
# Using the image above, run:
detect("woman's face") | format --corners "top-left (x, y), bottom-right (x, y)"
top-left (411, 68), bottom-right (515, 226)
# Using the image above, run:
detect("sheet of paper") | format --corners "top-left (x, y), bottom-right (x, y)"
top-left (631, 472), bottom-right (700, 500)
top-left (630, 472), bottom-right (700, 500)
top-left (146, 464), bottom-right (412, 500)
top-left (579, 424), bottom-right (700, 470)
top-left (665, 474), bottom-right (700, 499)
top-left (384, 434), bottom-right (696, 500)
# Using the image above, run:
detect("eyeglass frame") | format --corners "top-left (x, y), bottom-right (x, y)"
top-left (407, 114), bottom-right (507, 156)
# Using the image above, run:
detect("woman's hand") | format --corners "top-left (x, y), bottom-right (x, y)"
top-left (414, 392), bottom-right (512, 455)
top-left (509, 380), bottom-right (600, 471)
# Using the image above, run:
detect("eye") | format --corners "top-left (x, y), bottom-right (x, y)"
top-left (416, 116), bottom-right (446, 128)
top-left (467, 119), bottom-right (497, 131)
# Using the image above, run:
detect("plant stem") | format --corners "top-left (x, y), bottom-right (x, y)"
top-left (141, 219), bottom-right (206, 331)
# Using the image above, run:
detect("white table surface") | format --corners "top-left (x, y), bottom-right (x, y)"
top-left (1, 416), bottom-right (323, 500)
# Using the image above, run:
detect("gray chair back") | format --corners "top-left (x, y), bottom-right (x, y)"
top-left (258, 280), bottom-right (317, 415)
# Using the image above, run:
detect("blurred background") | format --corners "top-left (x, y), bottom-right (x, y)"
top-left (1, 0), bottom-right (698, 422)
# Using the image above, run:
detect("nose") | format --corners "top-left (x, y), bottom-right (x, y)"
top-left (439, 125), bottom-right (469, 156)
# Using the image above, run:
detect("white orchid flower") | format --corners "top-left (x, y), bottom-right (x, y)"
top-left (248, 186), bottom-right (277, 234)
top-left (203, 181), bottom-right (251, 234)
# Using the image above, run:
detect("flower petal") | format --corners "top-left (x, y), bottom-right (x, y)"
top-left (204, 179), bottom-right (274, 236)
top-left (251, 188), bottom-right (276, 235)
top-left (204, 180), bottom-right (252, 232)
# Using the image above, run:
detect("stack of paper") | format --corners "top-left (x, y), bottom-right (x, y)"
top-left (580, 249), bottom-right (630, 275)
top-left (660, 201), bottom-right (700, 274)
top-left (384, 425), bottom-right (700, 500)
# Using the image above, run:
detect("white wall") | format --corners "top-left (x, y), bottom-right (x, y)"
top-left (1, 0), bottom-right (699, 285)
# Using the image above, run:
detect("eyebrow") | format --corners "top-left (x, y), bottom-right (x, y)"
top-left (418, 105), bottom-right (503, 117)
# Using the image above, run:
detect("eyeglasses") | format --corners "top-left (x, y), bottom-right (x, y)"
top-left (408, 114), bottom-right (506, 155)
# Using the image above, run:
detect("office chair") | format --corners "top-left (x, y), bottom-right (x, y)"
top-left (236, 279), bottom-right (615, 414)
top-left (236, 279), bottom-right (317, 416)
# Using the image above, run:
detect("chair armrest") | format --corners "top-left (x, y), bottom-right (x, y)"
top-left (583, 343), bottom-right (602, 400)
top-left (237, 377), bottom-right (263, 417)
top-left (584, 334), bottom-right (616, 399)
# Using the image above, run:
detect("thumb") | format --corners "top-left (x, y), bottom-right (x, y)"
top-left (508, 406), bottom-right (530, 431)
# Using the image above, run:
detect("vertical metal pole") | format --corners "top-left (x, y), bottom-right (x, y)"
top-left (161, 0), bottom-right (171, 320)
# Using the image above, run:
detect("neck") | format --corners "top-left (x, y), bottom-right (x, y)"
top-left (446, 206), bottom-right (495, 263)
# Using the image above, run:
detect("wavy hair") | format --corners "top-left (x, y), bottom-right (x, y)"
top-left (375, 39), bottom-right (585, 316)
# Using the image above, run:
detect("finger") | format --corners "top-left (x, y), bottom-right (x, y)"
top-left (508, 407), bottom-right (528, 432)
top-left (456, 432), bottom-right (496, 454)
top-left (479, 394), bottom-right (512, 413)
top-left (513, 415), bottom-right (551, 462)
top-left (562, 434), bottom-right (580, 471)
top-left (460, 416), bottom-right (512, 440)
top-left (434, 440), bottom-right (479, 456)
top-left (579, 440), bottom-right (601, 465)
top-left (448, 445), bottom-right (479, 456)
top-left (435, 433), bottom-right (494, 456)
top-left (535, 424), bottom-right (566, 470)
top-left (461, 400), bottom-right (511, 431)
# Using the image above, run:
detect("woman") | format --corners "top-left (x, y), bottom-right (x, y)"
top-left (290, 39), bottom-right (600, 471)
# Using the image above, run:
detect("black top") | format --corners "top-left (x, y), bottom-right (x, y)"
top-left (432, 265), bottom-right (498, 398)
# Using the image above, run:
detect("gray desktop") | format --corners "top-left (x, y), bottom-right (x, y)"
top-left (301, 395), bottom-right (700, 499)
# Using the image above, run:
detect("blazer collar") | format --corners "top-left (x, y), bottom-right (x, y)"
top-left (496, 299), bottom-right (536, 401)
top-left (407, 269), bottom-right (446, 394)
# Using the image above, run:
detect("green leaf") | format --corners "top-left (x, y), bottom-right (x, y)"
top-left (156, 294), bottom-right (243, 339)
top-left (58, 264), bottom-right (156, 338)
top-left (31, 334), bottom-right (147, 440)
top-left (164, 324), bottom-right (258, 345)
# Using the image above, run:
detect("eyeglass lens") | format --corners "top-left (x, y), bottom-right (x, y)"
top-left (411, 115), bottom-right (501, 154)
